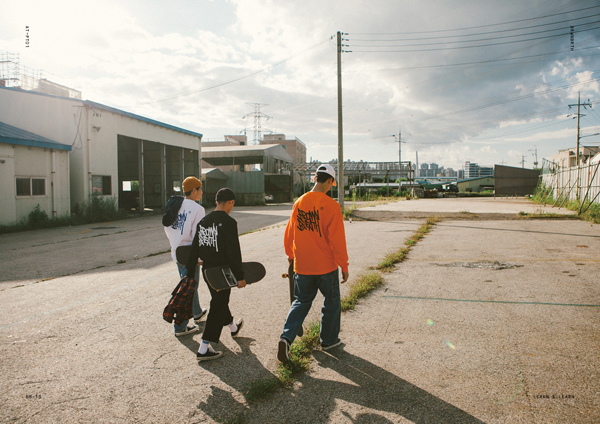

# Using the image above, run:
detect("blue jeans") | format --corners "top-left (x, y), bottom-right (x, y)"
top-left (174, 263), bottom-right (202, 333)
top-left (281, 269), bottom-right (341, 345)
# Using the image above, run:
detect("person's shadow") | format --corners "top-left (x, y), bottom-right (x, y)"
top-left (180, 335), bottom-right (274, 422)
top-left (188, 339), bottom-right (486, 423)
top-left (306, 347), bottom-right (486, 423)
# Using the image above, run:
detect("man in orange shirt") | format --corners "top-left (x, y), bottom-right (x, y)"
top-left (278, 164), bottom-right (349, 363)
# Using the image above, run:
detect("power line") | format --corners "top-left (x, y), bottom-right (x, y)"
top-left (350, 13), bottom-right (600, 42)
top-left (130, 39), bottom-right (329, 106)
top-left (349, 25), bottom-right (600, 52)
top-left (351, 5), bottom-right (600, 35)
top-left (346, 46), bottom-right (600, 72)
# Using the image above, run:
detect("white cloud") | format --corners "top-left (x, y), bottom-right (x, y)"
top-left (2, 0), bottom-right (599, 170)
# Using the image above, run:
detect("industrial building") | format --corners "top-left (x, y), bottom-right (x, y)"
top-left (0, 84), bottom-right (203, 225)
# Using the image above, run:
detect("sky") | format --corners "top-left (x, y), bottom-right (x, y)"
top-left (1, 0), bottom-right (600, 171)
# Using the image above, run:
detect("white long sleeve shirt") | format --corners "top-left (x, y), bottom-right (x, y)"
top-left (164, 199), bottom-right (205, 263)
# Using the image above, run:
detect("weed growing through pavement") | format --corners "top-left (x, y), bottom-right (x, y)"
top-left (245, 321), bottom-right (321, 402)
top-left (342, 216), bottom-right (440, 311)
top-left (531, 183), bottom-right (600, 224)
top-left (341, 272), bottom-right (385, 312)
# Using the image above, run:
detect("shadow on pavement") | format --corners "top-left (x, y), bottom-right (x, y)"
top-left (307, 348), bottom-right (485, 424)
top-left (192, 342), bottom-right (485, 423)
top-left (194, 336), bottom-right (275, 422)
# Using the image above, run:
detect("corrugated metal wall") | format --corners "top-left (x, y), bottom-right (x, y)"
top-left (223, 170), bottom-right (265, 193)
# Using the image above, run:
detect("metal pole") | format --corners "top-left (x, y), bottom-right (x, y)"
top-left (337, 31), bottom-right (344, 208)
top-left (398, 127), bottom-right (402, 191)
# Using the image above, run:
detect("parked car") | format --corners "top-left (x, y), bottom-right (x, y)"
top-left (265, 194), bottom-right (274, 202)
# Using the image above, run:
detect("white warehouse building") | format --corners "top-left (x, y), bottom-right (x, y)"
top-left (0, 86), bottom-right (203, 226)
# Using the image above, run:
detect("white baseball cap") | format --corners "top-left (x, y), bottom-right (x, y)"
top-left (316, 164), bottom-right (337, 186)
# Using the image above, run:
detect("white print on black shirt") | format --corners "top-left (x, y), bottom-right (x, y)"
top-left (199, 224), bottom-right (219, 252)
top-left (297, 206), bottom-right (321, 237)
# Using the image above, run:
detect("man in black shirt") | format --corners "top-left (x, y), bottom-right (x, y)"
top-left (187, 188), bottom-right (246, 361)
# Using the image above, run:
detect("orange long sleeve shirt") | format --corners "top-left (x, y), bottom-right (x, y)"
top-left (284, 191), bottom-right (349, 275)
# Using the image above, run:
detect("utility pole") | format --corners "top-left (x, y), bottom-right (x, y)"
top-left (568, 92), bottom-right (592, 166)
top-left (391, 127), bottom-right (405, 191)
top-left (529, 146), bottom-right (538, 169)
top-left (568, 92), bottom-right (592, 200)
top-left (336, 31), bottom-right (349, 208)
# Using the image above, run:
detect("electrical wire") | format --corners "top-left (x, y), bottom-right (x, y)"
top-left (349, 25), bottom-right (600, 52)
top-left (130, 39), bottom-right (329, 106)
top-left (346, 46), bottom-right (600, 72)
top-left (350, 13), bottom-right (600, 42)
top-left (351, 4), bottom-right (600, 35)
top-left (350, 20), bottom-right (599, 47)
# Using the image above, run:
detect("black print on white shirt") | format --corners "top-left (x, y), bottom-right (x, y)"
top-left (297, 206), bottom-right (321, 236)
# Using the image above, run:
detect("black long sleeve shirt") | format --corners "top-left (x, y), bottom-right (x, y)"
top-left (187, 210), bottom-right (245, 281)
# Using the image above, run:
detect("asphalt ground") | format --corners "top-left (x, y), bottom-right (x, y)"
top-left (1, 198), bottom-right (598, 423)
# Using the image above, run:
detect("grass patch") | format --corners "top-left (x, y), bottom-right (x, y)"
top-left (341, 272), bottom-right (385, 312)
top-left (377, 249), bottom-right (409, 272)
top-left (244, 321), bottom-right (321, 403)
top-left (145, 249), bottom-right (170, 258)
top-left (276, 320), bottom-right (321, 385)
top-left (245, 377), bottom-right (283, 402)
top-left (0, 197), bottom-right (130, 234)
top-left (342, 216), bottom-right (440, 310)
top-left (531, 183), bottom-right (600, 224)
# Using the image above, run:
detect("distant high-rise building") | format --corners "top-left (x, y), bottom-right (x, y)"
top-left (480, 166), bottom-right (494, 177)
top-left (464, 161), bottom-right (480, 178)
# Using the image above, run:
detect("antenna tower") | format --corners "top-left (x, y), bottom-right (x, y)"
top-left (243, 103), bottom-right (272, 145)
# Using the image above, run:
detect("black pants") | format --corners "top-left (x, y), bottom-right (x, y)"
top-left (201, 271), bottom-right (233, 343)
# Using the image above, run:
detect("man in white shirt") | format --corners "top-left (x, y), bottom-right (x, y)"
top-left (163, 177), bottom-right (207, 336)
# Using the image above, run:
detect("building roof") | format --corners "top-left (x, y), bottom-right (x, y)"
top-left (83, 100), bottom-right (203, 139)
top-left (0, 86), bottom-right (203, 139)
top-left (201, 168), bottom-right (228, 180)
top-left (0, 121), bottom-right (71, 151)
top-left (456, 176), bottom-right (495, 183)
top-left (202, 144), bottom-right (293, 166)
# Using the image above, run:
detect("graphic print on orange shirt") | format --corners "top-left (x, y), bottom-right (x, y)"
top-left (297, 206), bottom-right (321, 236)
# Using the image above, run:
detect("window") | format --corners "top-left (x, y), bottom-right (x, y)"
top-left (122, 180), bottom-right (139, 192)
top-left (16, 178), bottom-right (46, 197)
top-left (92, 175), bottom-right (112, 195)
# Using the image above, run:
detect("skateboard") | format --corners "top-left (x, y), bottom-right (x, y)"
top-left (175, 245), bottom-right (193, 265)
top-left (204, 262), bottom-right (266, 291)
top-left (282, 259), bottom-right (303, 337)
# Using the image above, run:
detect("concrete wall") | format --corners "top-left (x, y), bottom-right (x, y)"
top-left (494, 165), bottom-right (540, 195)
top-left (0, 143), bottom-right (17, 224)
top-left (0, 142), bottom-right (70, 225)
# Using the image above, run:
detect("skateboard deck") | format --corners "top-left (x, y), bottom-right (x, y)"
top-left (204, 262), bottom-right (265, 291)
top-left (283, 260), bottom-right (303, 337)
top-left (175, 245), bottom-right (192, 265)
